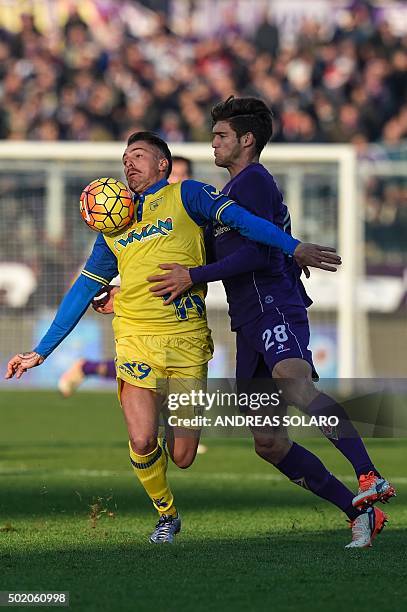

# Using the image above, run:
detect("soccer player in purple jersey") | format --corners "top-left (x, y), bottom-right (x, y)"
top-left (148, 97), bottom-right (396, 547)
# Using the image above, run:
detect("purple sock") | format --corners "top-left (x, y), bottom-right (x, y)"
top-left (105, 360), bottom-right (116, 379)
top-left (276, 442), bottom-right (362, 520)
top-left (306, 393), bottom-right (380, 479)
top-left (82, 360), bottom-right (99, 376)
top-left (82, 360), bottom-right (116, 379)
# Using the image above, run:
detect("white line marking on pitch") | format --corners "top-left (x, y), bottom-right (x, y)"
top-left (0, 467), bottom-right (406, 484)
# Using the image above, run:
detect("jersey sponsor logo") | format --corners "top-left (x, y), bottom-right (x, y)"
top-left (276, 345), bottom-right (290, 355)
top-left (149, 196), bottom-right (163, 211)
top-left (213, 224), bottom-right (231, 237)
top-left (113, 218), bottom-right (173, 251)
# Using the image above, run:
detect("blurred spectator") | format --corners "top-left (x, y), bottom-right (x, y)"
top-left (253, 10), bottom-right (280, 58)
top-left (169, 156), bottom-right (194, 182)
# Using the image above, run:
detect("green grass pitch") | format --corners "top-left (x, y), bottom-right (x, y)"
top-left (0, 391), bottom-right (406, 611)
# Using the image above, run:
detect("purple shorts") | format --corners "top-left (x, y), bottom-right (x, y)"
top-left (236, 305), bottom-right (318, 380)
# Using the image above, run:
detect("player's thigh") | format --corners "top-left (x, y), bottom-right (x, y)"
top-left (164, 368), bottom-right (206, 468)
top-left (165, 332), bottom-right (210, 427)
top-left (164, 337), bottom-right (210, 468)
top-left (119, 381), bottom-right (161, 453)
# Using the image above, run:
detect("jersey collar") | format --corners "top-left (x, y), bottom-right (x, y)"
top-left (132, 179), bottom-right (169, 221)
top-left (133, 178), bottom-right (169, 202)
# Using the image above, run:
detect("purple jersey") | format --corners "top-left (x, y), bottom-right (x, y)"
top-left (208, 163), bottom-right (311, 330)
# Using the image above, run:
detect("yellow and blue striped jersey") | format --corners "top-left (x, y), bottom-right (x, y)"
top-left (35, 178), bottom-right (299, 357)
top-left (102, 180), bottom-right (207, 336)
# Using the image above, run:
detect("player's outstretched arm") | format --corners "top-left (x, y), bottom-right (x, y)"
top-left (219, 204), bottom-right (341, 271)
top-left (180, 181), bottom-right (341, 272)
top-left (4, 234), bottom-right (118, 381)
top-left (4, 275), bottom-right (106, 381)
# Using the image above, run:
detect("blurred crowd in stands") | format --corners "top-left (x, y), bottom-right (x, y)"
top-left (0, 0), bottom-right (405, 149)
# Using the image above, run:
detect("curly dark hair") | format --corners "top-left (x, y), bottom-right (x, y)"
top-left (211, 96), bottom-right (273, 155)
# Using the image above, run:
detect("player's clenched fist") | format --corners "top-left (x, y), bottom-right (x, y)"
top-left (91, 285), bottom-right (120, 314)
top-left (5, 351), bottom-right (44, 380)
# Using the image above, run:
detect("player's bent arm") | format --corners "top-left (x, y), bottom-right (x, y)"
top-left (190, 242), bottom-right (271, 284)
top-left (147, 243), bottom-right (271, 303)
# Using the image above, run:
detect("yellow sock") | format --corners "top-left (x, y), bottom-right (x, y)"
top-left (129, 441), bottom-right (177, 517)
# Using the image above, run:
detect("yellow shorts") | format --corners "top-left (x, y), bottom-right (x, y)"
top-left (115, 329), bottom-right (213, 391)
top-left (115, 330), bottom-right (213, 428)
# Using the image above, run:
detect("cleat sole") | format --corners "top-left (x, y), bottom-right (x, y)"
top-left (353, 485), bottom-right (397, 509)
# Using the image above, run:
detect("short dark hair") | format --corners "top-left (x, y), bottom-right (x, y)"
top-left (172, 155), bottom-right (193, 177)
top-left (211, 96), bottom-right (273, 155)
top-left (127, 131), bottom-right (172, 178)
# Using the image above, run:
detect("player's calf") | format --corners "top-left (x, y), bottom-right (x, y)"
top-left (166, 433), bottom-right (201, 469)
top-left (254, 433), bottom-right (292, 465)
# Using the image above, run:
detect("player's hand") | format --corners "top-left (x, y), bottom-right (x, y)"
top-left (147, 263), bottom-right (193, 305)
top-left (294, 244), bottom-right (341, 272)
top-left (5, 351), bottom-right (44, 380)
top-left (302, 266), bottom-right (311, 279)
top-left (91, 285), bottom-right (120, 314)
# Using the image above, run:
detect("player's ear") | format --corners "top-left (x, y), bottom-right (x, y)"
top-left (159, 158), bottom-right (169, 174)
top-left (243, 132), bottom-right (255, 147)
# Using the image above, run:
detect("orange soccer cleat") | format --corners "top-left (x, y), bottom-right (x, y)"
top-left (352, 471), bottom-right (396, 509)
top-left (345, 507), bottom-right (388, 548)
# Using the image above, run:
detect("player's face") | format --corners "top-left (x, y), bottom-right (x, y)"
top-left (168, 160), bottom-right (190, 183)
top-left (123, 142), bottom-right (167, 193)
top-left (212, 121), bottom-right (243, 167)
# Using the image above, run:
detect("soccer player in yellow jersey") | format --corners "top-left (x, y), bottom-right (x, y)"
top-left (57, 155), bottom-right (195, 398)
top-left (5, 131), bottom-right (341, 543)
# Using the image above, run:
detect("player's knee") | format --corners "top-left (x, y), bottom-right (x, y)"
top-left (255, 436), bottom-right (291, 465)
top-left (172, 448), bottom-right (197, 469)
top-left (272, 361), bottom-right (316, 408)
top-left (129, 436), bottom-right (157, 456)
